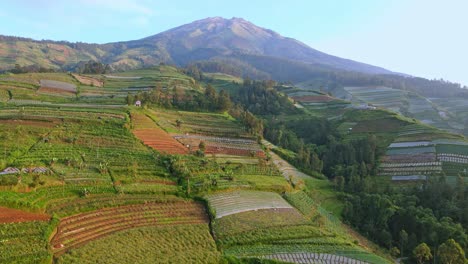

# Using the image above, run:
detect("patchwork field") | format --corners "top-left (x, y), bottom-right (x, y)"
top-left (0, 70), bottom-right (397, 264)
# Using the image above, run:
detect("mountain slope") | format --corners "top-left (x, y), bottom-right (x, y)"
top-left (0, 17), bottom-right (393, 75)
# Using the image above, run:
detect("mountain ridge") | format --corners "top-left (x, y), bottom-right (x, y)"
top-left (0, 17), bottom-right (394, 75)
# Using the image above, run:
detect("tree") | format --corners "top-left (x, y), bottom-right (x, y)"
top-left (400, 230), bottom-right (409, 257)
top-left (175, 119), bottom-right (183, 129)
top-left (198, 141), bottom-right (206, 152)
top-left (438, 239), bottom-right (466, 264)
top-left (413, 243), bottom-right (432, 264)
top-left (334, 176), bottom-right (345, 192)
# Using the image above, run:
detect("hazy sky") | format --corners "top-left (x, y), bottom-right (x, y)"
top-left (1, 0), bottom-right (467, 85)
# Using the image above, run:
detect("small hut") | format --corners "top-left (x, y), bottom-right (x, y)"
top-left (135, 100), bottom-right (142, 107)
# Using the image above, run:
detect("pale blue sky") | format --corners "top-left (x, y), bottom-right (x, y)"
top-left (1, 0), bottom-right (467, 85)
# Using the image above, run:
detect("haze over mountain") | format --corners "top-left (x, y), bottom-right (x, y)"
top-left (0, 17), bottom-right (393, 76)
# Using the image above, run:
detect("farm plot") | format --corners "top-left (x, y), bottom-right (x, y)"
top-left (263, 252), bottom-right (369, 264)
top-left (0, 221), bottom-right (51, 264)
top-left (379, 162), bottom-right (442, 176)
top-left (38, 80), bottom-right (77, 96)
top-left (148, 108), bottom-right (250, 138)
top-left (386, 146), bottom-right (436, 156)
top-left (71, 74), bottom-right (103, 87)
top-left (44, 193), bottom-right (182, 217)
top-left (437, 143), bottom-right (468, 156)
top-left (175, 134), bottom-right (265, 157)
top-left (344, 86), bottom-right (407, 112)
top-left (0, 185), bottom-right (117, 212)
top-left (131, 112), bottom-right (188, 155)
top-left (206, 190), bottom-right (293, 218)
top-left (292, 95), bottom-right (336, 103)
top-left (11, 112), bottom-right (165, 184)
top-left (388, 141), bottom-right (433, 148)
top-left (56, 224), bottom-right (220, 264)
top-left (212, 201), bottom-right (383, 263)
top-left (0, 206), bottom-right (50, 223)
top-left (51, 201), bottom-right (208, 255)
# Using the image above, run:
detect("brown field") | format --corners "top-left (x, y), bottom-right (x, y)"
top-left (0, 206), bottom-right (50, 223)
top-left (71, 74), bottom-right (103, 87)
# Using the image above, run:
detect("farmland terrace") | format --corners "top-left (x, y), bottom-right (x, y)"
top-left (0, 69), bottom-right (395, 264)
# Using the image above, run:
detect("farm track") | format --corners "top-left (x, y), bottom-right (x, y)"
top-left (51, 202), bottom-right (208, 255)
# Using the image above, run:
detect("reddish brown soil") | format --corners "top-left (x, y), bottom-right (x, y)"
top-left (0, 206), bottom-right (50, 223)
top-left (133, 128), bottom-right (189, 155)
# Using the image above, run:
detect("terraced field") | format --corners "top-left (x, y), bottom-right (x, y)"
top-left (175, 134), bottom-right (265, 157)
top-left (51, 201), bottom-right (208, 255)
top-left (71, 74), bottom-right (103, 87)
top-left (149, 108), bottom-right (250, 138)
top-left (131, 112), bottom-right (189, 155)
top-left (206, 190), bottom-right (293, 218)
top-left (263, 252), bottom-right (369, 264)
top-left (38, 79), bottom-right (77, 96)
top-left (0, 221), bottom-right (51, 264)
top-left (209, 191), bottom-right (388, 264)
top-left (0, 70), bottom-right (398, 264)
top-left (380, 136), bottom-right (468, 180)
top-left (344, 86), bottom-right (408, 113)
top-left (56, 224), bottom-right (220, 264)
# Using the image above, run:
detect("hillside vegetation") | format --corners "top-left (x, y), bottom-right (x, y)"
top-left (0, 66), bottom-right (466, 264)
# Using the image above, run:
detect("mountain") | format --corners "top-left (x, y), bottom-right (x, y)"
top-left (0, 17), bottom-right (393, 76)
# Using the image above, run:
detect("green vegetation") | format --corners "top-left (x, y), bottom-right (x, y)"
top-left (0, 221), bottom-right (51, 264)
top-left (57, 224), bottom-right (220, 264)
top-left (0, 65), bottom-right (466, 264)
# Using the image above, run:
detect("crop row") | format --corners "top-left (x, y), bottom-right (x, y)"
top-left (438, 155), bottom-right (468, 164)
top-left (381, 153), bottom-right (437, 163)
top-left (380, 165), bottom-right (441, 173)
top-left (0, 221), bottom-right (50, 263)
top-left (51, 201), bottom-right (208, 254)
top-left (133, 128), bottom-right (189, 154)
top-left (263, 252), bottom-right (369, 264)
top-left (380, 162), bottom-right (441, 168)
